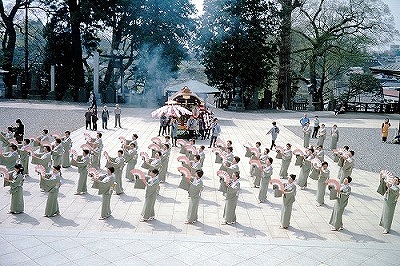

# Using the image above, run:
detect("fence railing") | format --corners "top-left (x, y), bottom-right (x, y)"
top-left (345, 102), bottom-right (399, 113)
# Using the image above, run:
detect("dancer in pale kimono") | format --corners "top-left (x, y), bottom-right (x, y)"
top-left (0, 144), bottom-right (19, 171)
top-left (258, 157), bottom-right (273, 203)
top-left (142, 151), bottom-right (162, 173)
top-left (279, 143), bottom-right (293, 179)
top-left (0, 127), bottom-right (14, 152)
top-left (187, 155), bottom-right (202, 176)
top-left (338, 151), bottom-right (354, 183)
top-left (297, 148), bottom-right (314, 189)
top-left (19, 139), bottom-right (32, 175)
top-left (329, 176), bottom-right (352, 231)
top-left (106, 150), bottom-right (125, 195)
top-left (140, 169), bottom-right (160, 222)
top-left (316, 124), bottom-right (326, 147)
top-left (330, 125), bottom-right (339, 150)
top-left (222, 172), bottom-right (240, 225)
top-left (280, 174), bottom-right (297, 229)
top-left (5, 164), bottom-right (25, 214)
top-left (61, 131), bottom-right (72, 168)
top-left (92, 167), bottom-right (115, 220)
top-left (159, 143), bottom-right (171, 183)
top-left (90, 133), bottom-right (103, 169)
top-left (249, 142), bottom-right (261, 183)
top-left (170, 117), bottom-right (178, 147)
top-left (302, 122), bottom-right (312, 148)
top-left (316, 162), bottom-right (330, 206)
top-left (185, 170), bottom-right (204, 224)
top-left (72, 149), bottom-right (90, 195)
top-left (380, 176), bottom-right (399, 234)
top-left (198, 145), bottom-right (206, 167)
top-left (51, 139), bottom-right (64, 167)
top-left (31, 145), bottom-right (52, 173)
top-left (40, 165), bottom-right (62, 217)
top-left (315, 145), bottom-right (324, 162)
top-left (259, 148), bottom-right (270, 164)
top-left (123, 142), bottom-right (138, 181)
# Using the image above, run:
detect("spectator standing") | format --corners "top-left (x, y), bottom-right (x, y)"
top-left (91, 108), bottom-right (98, 131)
top-left (266, 121), bottom-right (280, 150)
top-left (101, 105), bottom-right (109, 130)
top-left (13, 119), bottom-right (24, 143)
top-left (186, 115), bottom-right (197, 140)
top-left (89, 91), bottom-right (97, 109)
top-left (85, 108), bottom-right (92, 130)
top-left (209, 118), bottom-right (221, 148)
top-left (312, 115), bottom-right (320, 139)
top-left (299, 114), bottom-right (310, 128)
top-left (381, 118), bottom-right (391, 142)
top-left (114, 104), bottom-right (122, 128)
top-left (158, 113), bottom-right (168, 136)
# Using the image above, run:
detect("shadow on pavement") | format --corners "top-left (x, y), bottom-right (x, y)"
top-left (51, 215), bottom-right (79, 227)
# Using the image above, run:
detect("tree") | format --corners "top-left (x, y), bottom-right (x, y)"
top-left (198, 0), bottom-right (279, 109)
top-left (276, 0), bottom-right (303, 110)
top-left (292, 0), bottom-right (398, 110)
top-left (0, 0), bottom-right (33, 97)
top-left (341, 73), bottom-right (381, 102)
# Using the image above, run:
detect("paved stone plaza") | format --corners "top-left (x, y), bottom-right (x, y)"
top-left (0, 101), bottom-right (399, 265)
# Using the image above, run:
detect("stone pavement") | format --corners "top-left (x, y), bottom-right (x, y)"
top-left (0, 103), bottom-right (399, 265)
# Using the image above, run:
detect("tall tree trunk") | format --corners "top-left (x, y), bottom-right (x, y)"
top-left (309, 52), bottom-right (323, 110)
top-left (1, 18), bottom-right (16, 98)
top-left (68, 0), bottom-right (85, 101)
top-left (276, 0), bottom-right (293, 110)
top-left (102, 22), bottom-right (122, 103)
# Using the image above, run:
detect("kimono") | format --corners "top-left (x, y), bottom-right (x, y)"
top-left (141, 176), bottom-right (160, 220)
top-left (252, 162), bottom-right (262, 188)
top-left (0, 151), bottom-right (19, 171)
top-left (42, 172), bottom-right (61, 216)
top-left (18, 146), bottom-right (31, 175)
top-left (338, 157), bottom-right (354, 183)
top-left (107, 156), bottom-right (125, 194)
top-left (7, 172), bottom-right (24, 213)
top-left (159, 149), bottom-right (170, 182)
top-left (303, 125), bottom-right (312, 147)
top-left (61, 136), bottom-right (72, 168)
top-left (124, 148), bottom-right (138, 181)
top-left (187, 178), bottom-right (203, 223)
top-left (32, 152), bottom-right (52, 173)
top-left (258, 165), bottom-right (273, 202)
top-left (330, 128), bottom-right (339, 150)
top-left (51, 143), bottom-right (64, 167)
top-left (92, 174), bottom-right (115, 219)
top-left (379, 184), bottom-right (399, 232)
top-left (316, 127), bottom-right (326, 147)
top-left (316, 150), bottom-right (324, 162)
top-left (316, 168), bottom-right (330, 205)
top-left (281, 182), bottom-right (296, 228)
top-left (279, 149), bottom-right (292, 178)
top-left (198, 150), bottom-right (205, 167)
top-left (329, 184), bottom-right (351, 230)
top-left (72, 155), bottom-right (90, 193)
top-left (223, 180), bottom-right (240, 224)
top-left (0, 131), bottom-right (13, 152)
top-left (91, 139), bottom-right (103, 169)
top-left (297, 157), bottom-right (312, 187)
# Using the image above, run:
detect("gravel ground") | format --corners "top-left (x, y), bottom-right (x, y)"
top-left (0, 101), bottom-right (85, 136)
top-left (286, 125), bottom-right (400, 175)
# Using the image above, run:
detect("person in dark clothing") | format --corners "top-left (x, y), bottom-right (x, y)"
top-left (85, 108), bottom-right (92, 130)
top-left (91, 108), bottom-right (98, 131)
top-left (13, 119), bottom-right (24, 143)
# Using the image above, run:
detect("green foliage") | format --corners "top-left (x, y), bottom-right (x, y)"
top-left (198, 0), bottom-right (280, 109)
top-left (342, 73), bottom-right (381, 102)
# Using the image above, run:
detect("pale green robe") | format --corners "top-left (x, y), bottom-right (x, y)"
top-left (316, 169), bottom-right (330, 205)
top-left (92, 174), bottom-right (115, 218)
top-left (42, 173), bottom-right (61, 216)
top-left (297, 158), bottom-right (312, 187)
top-left (141, 177), bottom-right (160, 219)
top-left (279, 150), bottom-right (292, 178)
top-left (124, 148), bottom-right (138, 181)
top-left (187, 179), bottom-right (203, 223)
top-left (7, 172), bottom-right (24, 213)
top-left (223, 180), bottom-right (240, 223)
top-left (72, 155), bottom-right (90, 193)
top-left (379, 185), bottom-right (399, 232)
top-left (330, 128), bottom-right (339, 150)
top-left (281, 183), bottom-right (296, 228)
top-left (61, 137), bottom-right (72, 168)
top-left (258, 166), bottom-right (273, 202)
top-left (329, 185), bottom-right (351, 230)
